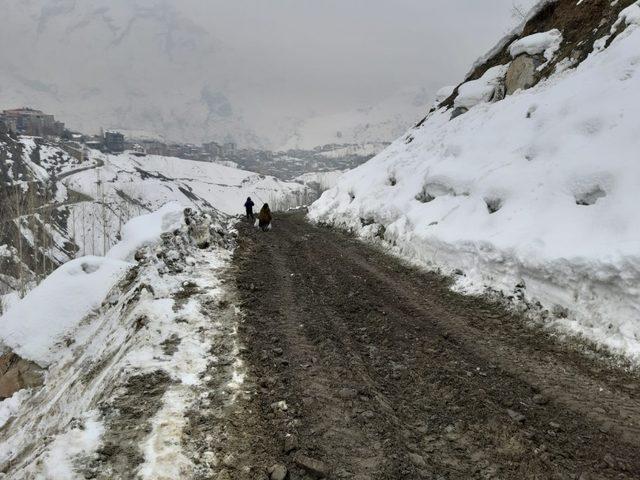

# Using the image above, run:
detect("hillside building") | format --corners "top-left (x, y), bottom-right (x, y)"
top-left (0, 108), bottom-right (65, 137)
top-left (104, 131), bottom-right (125, 153)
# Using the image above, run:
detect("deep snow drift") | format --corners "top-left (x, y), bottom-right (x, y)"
top-left (310, 2), bottom-right (640, 359)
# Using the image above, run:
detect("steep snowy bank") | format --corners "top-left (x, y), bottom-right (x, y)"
top-left (310, 3), bottom-right (640, 359)
top-left (0, 205), bottom-right (242, 478)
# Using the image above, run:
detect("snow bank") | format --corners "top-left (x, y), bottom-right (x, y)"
top-left (619, 2), bottom-right (640, 27)
top-left (455, 64), bottom-right (509, 109)
top-left (0, 206), bottom-right (237, 478)
top-left (0, 256), bottom-right (129, 367)
top-left (309, 23), bottom-right (640, 359)
top-left (107, 201), bottom-right (183, 261)
top-left (509, 29), bottom-right (563, 60)
top-left (0, 202), bottom-right (184, 366)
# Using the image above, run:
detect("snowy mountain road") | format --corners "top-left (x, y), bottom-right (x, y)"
top-left (227, 213), bottom-right (640, 479)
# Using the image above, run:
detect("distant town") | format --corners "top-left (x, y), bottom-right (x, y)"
top-left (0, 107), bottom-right (239, 161)
top-left (0, 107), bottom-right (383, 179)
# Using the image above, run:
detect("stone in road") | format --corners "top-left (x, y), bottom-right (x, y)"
top-left (226, 213), bottom-right (640, 479)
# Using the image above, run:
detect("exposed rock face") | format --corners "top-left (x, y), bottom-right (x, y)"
top-left (440, 0), bottom-right (640, 110)
top-left (0, 352), bottom-right (44, 399)
top-left (505, 55), bottom-right (540, 94)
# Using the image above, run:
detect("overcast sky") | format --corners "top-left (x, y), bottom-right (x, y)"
top-left (188, 0), bottom-right (535, 109)
top-left (1, 0), bottom-right (536, 147)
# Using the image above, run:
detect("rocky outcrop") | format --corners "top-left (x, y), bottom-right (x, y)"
top-left (0, 351), bottom-right (44, 400)
top-left (505, 55), bottom-right (542, 94)
top-left (437, 0), bottom-right (639, 110)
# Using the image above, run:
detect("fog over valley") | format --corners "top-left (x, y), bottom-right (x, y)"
top-left (0, 0), bottom-right (534, 148)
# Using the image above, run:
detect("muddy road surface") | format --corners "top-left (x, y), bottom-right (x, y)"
top-left (227, 213), bottom-right (640, 480)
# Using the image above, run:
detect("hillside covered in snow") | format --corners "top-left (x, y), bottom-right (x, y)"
top-left (310, 0), bottom-right (640, 359)
top-left (0, 131), bottom-right (309, 308)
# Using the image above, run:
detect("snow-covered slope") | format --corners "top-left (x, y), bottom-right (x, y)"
top-left (60, 150), bottom-right (310, 257)
top-left (0, 136), bottom-right (309, 303)
top-left (310, 1), bottom-right (640, 359)
top-left (0, 207), bottom-right (243, 478)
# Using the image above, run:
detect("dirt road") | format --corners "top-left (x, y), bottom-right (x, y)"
top-left (225, 213), bottom-right (640, 480)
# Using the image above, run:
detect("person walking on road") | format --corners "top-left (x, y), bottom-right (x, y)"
top-left (244, 197), bottom-right (255, 221)
top-left (258, 203), bottom-right (272, 232)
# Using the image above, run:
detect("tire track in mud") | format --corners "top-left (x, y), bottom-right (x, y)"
top-left (231, 213), bottom-right (640, 480)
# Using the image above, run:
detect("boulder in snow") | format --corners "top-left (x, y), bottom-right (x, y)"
top-left (454, 64), bottom-right (509, 111)
top-left (0, 352), bottom-right (44, 400)
top-left (505, 55), bottom-right (542, 94)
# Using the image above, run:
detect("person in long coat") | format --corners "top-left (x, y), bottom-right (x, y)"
top-left (258, 203), bottom-right (272, 232)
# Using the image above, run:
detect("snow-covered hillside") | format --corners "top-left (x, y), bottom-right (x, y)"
top-left (0, 135), bottom-right (309, 305)
top-left (62, 150), bottom-right (310, 257)
top-left (310, 1), bottom-right (640, 359)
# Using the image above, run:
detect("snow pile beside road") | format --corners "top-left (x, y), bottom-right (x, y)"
top-left (310, 12), bottom-right (640, 359)
top-left (106, 201), bottom-right (183, 261)
top-left (0, 256), bottom-right (129, 367)
top-left (0, 205), bottom-right (241, 478)
top-left (0, 202), bottom-right (185, 367)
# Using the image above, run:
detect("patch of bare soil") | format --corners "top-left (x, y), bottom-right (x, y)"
top-left (227, 213), bottom-right (640, 479)
top-left (85, 370), bottom-right (173, 480)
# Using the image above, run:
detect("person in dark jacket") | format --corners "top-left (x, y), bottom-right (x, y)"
top-left (258, 203), bottom-right (272, 232)
top-left (244, 197), bottom-right (255, 220)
